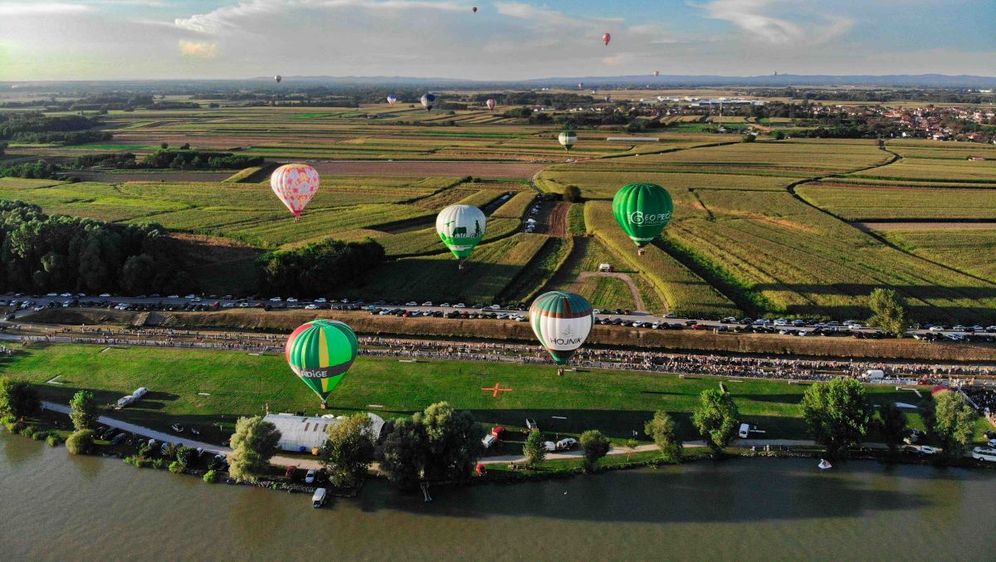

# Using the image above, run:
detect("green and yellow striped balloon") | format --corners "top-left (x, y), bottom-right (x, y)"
top-left (285, 319), bottom-right (358, 406)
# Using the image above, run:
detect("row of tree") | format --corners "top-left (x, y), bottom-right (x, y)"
top-left (0, 200), bottom-right (197, 294)
top-left (257, 238), bottom-right (385, 298)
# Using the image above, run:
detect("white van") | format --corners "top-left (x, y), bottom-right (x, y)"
top-left (864, 369), bottom-right (885, 381)
top-left (738, 423), bottom-right (751, 439)
top-left (972, 447), bottom-right (996, 462)
top-left (312, 488), bottom-right (328, 508)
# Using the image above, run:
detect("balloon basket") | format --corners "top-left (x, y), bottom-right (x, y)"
top-left (637, 247), bottom-right (646, 256)
top-left (557, 367), bottom-right (565, 377)
top-left (458, 260), bottom-right (466, 271)
top-left (320, 402), bottom-right (328, 410)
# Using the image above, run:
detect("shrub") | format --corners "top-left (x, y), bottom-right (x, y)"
top-left (168, 461), bottom-right (184, 474)
top-left (152, 458), bottom-right (167, 470)
top-left (203, 469), bottom-right (220, 483)
top-left (46, 434), bottom-right (61, 447)
top-left (66, 429), bottom-right (95, 455)
top-left (1, 414), bottom-right (16, 431)
top-left (31, 429), bottom-right (47, 441)
top-left (580, 430), bottom-right (611, 472)
top-left (21, 425), bottom-right (36, 438)
top-left (523, 430), bottom-right (546, 468)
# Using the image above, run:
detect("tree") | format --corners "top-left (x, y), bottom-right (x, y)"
top-left (228, 416), bottom-right (281, 483)
top-left (931, 391), bottom-right (977, 460)
top-left (69, 390), bottom-right (98, 431)
top-left (379, 418), bottom-right (428, 491)
top-left (580, 429), bottom-right (610, 472)
top-left (563, 185), bottom-right (583, 203)
top-left (321, 413), bottom-right (375, 488)
top-left (523, 430), bottom-right (546, 467)
top-left (121, 254), bottom-right (155, 294)
top-left (692, 389), bottom-right (739, 452)
top-left (875, 403), bottom-right (907, 455)
top-left (160, 142), bottom-right (169, 149)
top-left (774, 131), bottom-right (787, 140)
top-left (868, 288), bottom-right (909, 337)
top-left (0, 377), bottom-right (39, 418)
top-left (66, 429), bottom-right (95, 455)
top-left (741, 132), bottom-right (756, 142)
top-left (416, 402), bottom-right (482, 482)
top-left (802, 378), bottom-right (872, 459)
top-left (644, 410), bottom-right (682, 463)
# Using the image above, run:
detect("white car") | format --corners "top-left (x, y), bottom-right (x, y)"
top-left (543, 441), bottom-right (557, 453)
top-left (488, 304), bottom-right (500, 310)
top-left (99, 293), bottom-right (112, 298)
top-left (556, 438), bottom-right (578, 451)
top-left (421, 301), bottom-right (433, 307)
top-left (305, 469), bottom-right (317, 484)
top-left (184, 294), bottom-right (196, 299)
top-left (314, 298), bottom-right (327, 304)
top-left (453, 303), bottom-right (466, 308)
top-left (440, 303), bottom-right (450, 307)
top-left (481, 434), bottom-right (498, 449)
top-left (928, 326), bottom-right (945, 332)
top-left (286, 297), bottom-right (298, 304)
top-left (166, 295), bottom-right (179, 299)
top-left (269, 297), bottom-right (282, 302)
top-left (304, 304), bottom-right (318, 310)
top-left (916, 445), bottom-right (940, 455)
top-left (406, 301), bottom-right (418, 306)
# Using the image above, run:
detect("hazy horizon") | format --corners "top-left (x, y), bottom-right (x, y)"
top-left (1, 1), bottom-right (994, 82)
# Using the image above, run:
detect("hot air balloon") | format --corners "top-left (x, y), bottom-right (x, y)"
top-left (602, 32), bottom-right (611, 46)
top-left (270, 163), bottom-right (320, 220)
top-left (387, 95), bottom-right (398, 105)
top-left (654, 71), bottom-right (660, 77)
top-left (274, 75), bottom-right (282, 83)
top-left (612, 183), bottom-right (673, 254)
top-left (577, 82), bottom-right (584, 90)
top-left (529, 291), bottom-right (593, 375)
top-left (472, 6), bottom-right (478, 12)
top-left (436, 204), bottom-right (486, 269)
top-left (558, 131), bottom-right (577, 151)
top-left (285, 319), bottom-right (358, 408)
top-left (486, 98), bottom-right (496, 111)
top-left (420, 93), bottom-right (436, 112)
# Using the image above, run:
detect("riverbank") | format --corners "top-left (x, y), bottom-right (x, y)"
top-left (3, 432), bottom-right (995, 562)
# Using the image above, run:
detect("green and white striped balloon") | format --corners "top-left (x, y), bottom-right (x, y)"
top-left (529, 291), bottom-right (593, 366)
top-left (436, 204), bottom-right (486, 261)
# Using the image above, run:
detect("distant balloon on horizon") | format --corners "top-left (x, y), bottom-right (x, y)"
top-left (602, 32), bottom-right (611, 46)
top-left (274, 75), bottom-right (282, 83)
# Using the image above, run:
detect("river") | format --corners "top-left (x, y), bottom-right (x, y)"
top-left (1, 433), bottom-right (994, 561)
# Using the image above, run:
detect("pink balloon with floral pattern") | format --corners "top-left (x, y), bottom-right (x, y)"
top-left (271, 163), bottom-right (320, 219)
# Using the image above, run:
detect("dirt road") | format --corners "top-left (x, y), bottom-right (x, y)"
top-left (571, 271), bottom-right (646, 311)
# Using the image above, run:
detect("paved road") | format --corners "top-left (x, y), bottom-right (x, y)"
top-left (5, 292), bottom-right (991, 340)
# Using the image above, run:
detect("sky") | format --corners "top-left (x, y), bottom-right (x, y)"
top-left (0, 0), bottom-right (994, 81)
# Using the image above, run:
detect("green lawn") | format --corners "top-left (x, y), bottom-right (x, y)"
top-left (2, 343), bottom-right (944, 445)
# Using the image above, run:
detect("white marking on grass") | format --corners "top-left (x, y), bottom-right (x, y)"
top-left (368, 404), bottom-right (384, 409)
top-left (551, 416), bottom-right (567, 420)
top-left (197, 392), bottom-right (211, 396)
top-left (45, 375), bottom-right (65, 385)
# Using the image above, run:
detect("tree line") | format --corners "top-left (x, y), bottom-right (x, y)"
top-left (0, 112), bottom-right (110, 145)
top-left (256, 238), bottom-right (386, 298)
top-left (0, 200), bottom-right (197, 295)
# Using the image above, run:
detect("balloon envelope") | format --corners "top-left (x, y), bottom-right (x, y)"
top-left (271, 163), bottom-right (320, 218)
top-left (420, 93), bottom-right (436, 111)
top-left (436, 204), bottom-right (486, 260)
top-left (529, 291), bottom-right (593, 366)
top-left (285, 319), bottom-right (358, 404)
top-left (387, 95), bottom-right (397, 104)
top-left (274, 75), bottom-right (282, 83)
top-left (486, 98), bottom-right (496, 110)
top-left (602, 32), bottom-right (611, 45)
top-left (611, 183), bottom-right (674, 247)
top-left (558, 131), bottom-right (577, 151)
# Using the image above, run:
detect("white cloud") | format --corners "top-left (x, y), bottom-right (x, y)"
top-left (175, 0), bottom-right (464, 35)
top-left (701, 0), bottom-right (852, 44)
top-left (0, 2), bottom-right (90, 15)
top-left (178, 39), bottom-right (219, 58)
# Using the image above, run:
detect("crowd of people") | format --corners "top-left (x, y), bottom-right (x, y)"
top-left (8, 325), bottom-right (996, 388)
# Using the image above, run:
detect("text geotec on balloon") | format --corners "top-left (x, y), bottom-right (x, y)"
top-left (626, 211), bottom-right (672, 225)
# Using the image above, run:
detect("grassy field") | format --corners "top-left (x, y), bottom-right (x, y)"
top-left (883, 229), bottom-right (996, 281)
top-left (797, 182), bottom-right (996, 220)
top-left (4, 343), bottom-right (971, 445)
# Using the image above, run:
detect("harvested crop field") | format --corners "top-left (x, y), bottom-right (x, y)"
top-left (308, 159), bottom-right (545, 178)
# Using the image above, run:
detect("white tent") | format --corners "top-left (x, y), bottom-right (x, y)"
top-left (263, 412), bottom-right (386, 454)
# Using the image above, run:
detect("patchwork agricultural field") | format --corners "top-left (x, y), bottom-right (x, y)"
top-left (2, 101), bottom-right (994, 324)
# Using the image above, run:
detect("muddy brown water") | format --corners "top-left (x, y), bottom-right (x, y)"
top-left (1, 433), bottom-right (994, 561)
